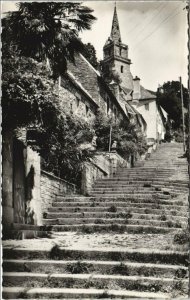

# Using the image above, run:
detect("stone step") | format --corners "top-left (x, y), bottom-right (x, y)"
top-left (3, 259), bottom-right (188, 278)
top-left (43, 217), bottom-right (186, 228)
top-left (93, 183), bottom-right (189, 190)
top-left (3, 247), bottom-right (188, 265)
top-left (53, 199), bottom-right (188, 207)
top-left (2, 287), bottom-right (170, 299)
top-left (51, 202), bottom-right (188, 212)
top-left (56, 194), bottom-right (173, 201)
top-left (116, 172), bottom-right (173, 176)
top-left (94, 178), bottom-right (189, 184)
top-left (48, 206), bottom-right (188, 217)
top-left (90, 193), bottom-right (181, 198)
top-left (3, 272), bottom-right (188, 294)
top-left (50, 224), bottom-right (181, 234)
top-left (90, 189), bottom-right (184, 195)
top-left (44, 211), bottom-right (188, 222)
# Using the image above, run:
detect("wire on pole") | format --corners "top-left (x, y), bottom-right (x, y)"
top-left (179, 76), bottom-right (186, 152)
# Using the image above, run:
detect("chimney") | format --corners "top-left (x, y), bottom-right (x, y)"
top-left (133, 76), bottom-right (141, 104)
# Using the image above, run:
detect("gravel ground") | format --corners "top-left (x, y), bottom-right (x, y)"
top-left (3, 231), bottom-right (187, 252)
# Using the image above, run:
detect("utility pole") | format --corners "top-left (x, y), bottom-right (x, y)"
top-left (108, 124), bottom-right (112, 153)
top-left (179, 76), bottom-right (186, 152)
top-left (187, 2), bottom-right (190, 298)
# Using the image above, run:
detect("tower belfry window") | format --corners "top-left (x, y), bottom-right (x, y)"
top-left (121, 66), bottom-right (124, 73)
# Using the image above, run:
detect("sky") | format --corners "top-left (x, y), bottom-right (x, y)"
top-left (1, 0), bottom-right (188, 91)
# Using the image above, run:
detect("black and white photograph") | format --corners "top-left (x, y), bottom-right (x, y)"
top-left (1, 0), bottom-right (190, 299)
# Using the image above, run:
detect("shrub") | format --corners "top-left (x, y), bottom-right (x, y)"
top-left (49, 244), bottom-right (61, 260)
top-left (108, 205), bottom-right (117, 213)
top-left (112, 263), bottom-right (129, 275)
top-left (160, 213), bottom-right (167, 221)
top-left (81, 226), bottom-right (94, 234)
top-left (94, 219), bottom-right (106, 224)
top-left (93, 110), bottom-right (147, 159)
top-left (110, 224), bottom-right (125, 233)
top-left (66, 261), bottom-right (94, 274)
top-left (173, 229), bottom-right (189, 244)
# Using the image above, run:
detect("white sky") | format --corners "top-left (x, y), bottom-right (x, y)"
top-left (2, 1), bottom-right (188, 91)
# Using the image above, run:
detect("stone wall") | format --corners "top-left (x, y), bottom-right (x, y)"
top-left (2, 130), bottom-right (14, 229)
top-left (81, 152), bottom-right (127, 195)
top-left (40, 170), bottom-right (76, 214)
top-left (25, 146), bottom-right (42, 225)
top-left (59, 76), bottom-right (96, 124)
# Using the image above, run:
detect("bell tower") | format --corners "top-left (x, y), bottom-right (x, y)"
top-left (102, 4), bottom-right (133, 90)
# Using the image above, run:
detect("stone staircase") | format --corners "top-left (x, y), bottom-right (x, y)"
top-left (3, 143), bottom-right (189, 299)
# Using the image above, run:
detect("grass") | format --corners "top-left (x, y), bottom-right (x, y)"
top-left (94, 218), bottom-right (106, 224)
top-left (173, 228), bottom-right (189, 244)
top-left (160, 213), bottom-right (167, 221)
top-left (98, 291), bottom-right (110, 298)
top-left (112, 262), bottom-right (129, 276)
top-left (66, 261), bottom-right (94, 274)
top-left (116, 211), bottom-right (132, 219)
top-left (174, 268), bottom-right (188, 279)
top-left (49, 244), bottom-right (62, 259)
top-left (108, 205), bottom-right (117, 213)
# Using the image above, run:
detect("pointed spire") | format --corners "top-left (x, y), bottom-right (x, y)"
top-left (111, 4), bottom-right (121, 43)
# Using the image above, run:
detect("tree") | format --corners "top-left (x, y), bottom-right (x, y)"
top-left (2, 53), bottom-right (93, 186)
top-left (82, 43), bottom-right (99, 68)
top-left (2, 55), bottom-right (59, 131)
top-left (157, 81), bottom-right (189, 130)
top-left (93, 110), bottom-right (147, 159)
top-left (3, 2), bottom-right (96, 78)
top-left (2, 1), bottom-right (97, 185)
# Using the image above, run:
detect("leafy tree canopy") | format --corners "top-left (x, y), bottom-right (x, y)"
top-left (3, 2), bottom-right (96, 78)
top-left (157, 81), bottom-right (189, 129)
top-left (82, 42), bottom-right (99, 68)
top-left (2, 52), bottom-right (93, 186)
top-left (93, 110), bottom-right (147, 159)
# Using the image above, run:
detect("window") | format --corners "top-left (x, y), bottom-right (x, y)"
top-left (121, 66), bottom-right (124, 73)
top-left (114, 107), bottom-right (117, 121)
top-left (119, 48), bottom-right (122, 56)
top-left (76, 97), bottom-right (80, 108)
top-left (145, 103), bottom-right (149, 111)
top-left (86, 105), bottom-right (89, 116)
top-left (107, 98), bottom-right (110, 114)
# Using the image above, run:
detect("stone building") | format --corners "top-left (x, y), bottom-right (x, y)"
top-left (59, 52), bottom-right (146, 133)
top-left (101, 5), bottom-right (167, 143)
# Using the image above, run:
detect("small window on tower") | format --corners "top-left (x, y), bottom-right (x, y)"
top-left (145, 103), bottom-right (149, 111)
top-left (119, 48), bottom-right (122, 56)
top-left (121, 66), bottom-right (124, 73)
top-left (86, 105), bottom-right (89, 116)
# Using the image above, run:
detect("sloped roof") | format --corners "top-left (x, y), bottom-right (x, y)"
top-left (67, 54), bottom-right (101, 106)
top-left (139, 85), bottom-right (156, 100)
top-left (122, 85), bottom-right (156, 101)
top-left (66, 54), bottom-right (129, 120)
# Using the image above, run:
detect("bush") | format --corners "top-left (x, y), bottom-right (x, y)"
top-left (66, 261), bottom-right (94, 274)
top-left (93, 110), bottom-right (147, 160)
top-left (173, 229), bottom-right (189, 245)
top-left (108, 205), bottom-right (117, 213)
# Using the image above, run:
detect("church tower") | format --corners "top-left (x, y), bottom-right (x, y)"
top-left (102, 4), bottom-right (133, 90)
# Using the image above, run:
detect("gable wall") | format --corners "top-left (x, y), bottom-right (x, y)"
top-left (135, 100), bottom-right (157, 140)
